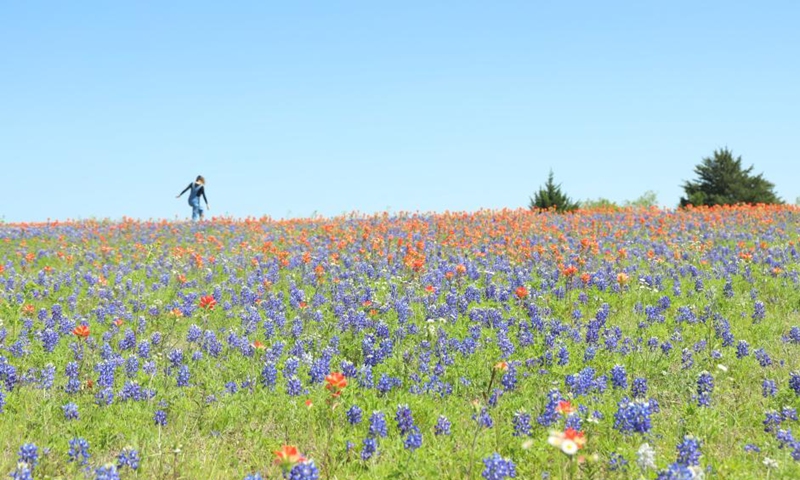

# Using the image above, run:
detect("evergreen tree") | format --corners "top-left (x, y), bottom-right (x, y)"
top-left (680, 149), bottom-right (782, 207)
top-left (529, 170), bottom-right (579, 212)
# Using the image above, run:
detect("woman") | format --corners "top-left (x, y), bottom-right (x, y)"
top-left (176, 175), bottom-right (210, 221)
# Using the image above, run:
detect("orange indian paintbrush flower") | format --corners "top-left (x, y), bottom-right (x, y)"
top-left (273, 445), bottom-right (306, 468)
top-left (72, 324), bottom-right (90, 338)
top-left (325, 372), bottom-right (348, 397)
top-left (199, 295), bottom-right (217, 310)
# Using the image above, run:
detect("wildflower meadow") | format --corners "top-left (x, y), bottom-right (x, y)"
top-left (1, 205), bottom-right (799, 479)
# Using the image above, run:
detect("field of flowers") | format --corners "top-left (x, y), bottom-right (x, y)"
top-left (1, 205), bottom-right (799, 479)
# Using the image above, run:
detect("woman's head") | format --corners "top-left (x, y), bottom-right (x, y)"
top-left (196, 175), bottom-right (205, 185)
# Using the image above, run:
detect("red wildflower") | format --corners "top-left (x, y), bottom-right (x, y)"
top-left (199, 295), bottom-right (217, 310)
top-left (562, 265), bottom-right (578, 277)
top-left (563, 428), bottom-right (586, 448)
top-left (514, 286), bottom-right (528, 299)
top-left (325, 372), bottom-right (348, 397)
top-left (252, 340), bottom-right (266, 350)
top-left (72, 324), bottom-right (90, 339)
top-left (494, 361), bottom-right (509, 371)
top-left (556, 400), bottom-right (576, 415)
top-left (113, 318), bottom-right (124, 327)
top-left (273, 445), bottom-right (306, 468)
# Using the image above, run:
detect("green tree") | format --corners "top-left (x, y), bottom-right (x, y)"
top-left (680, 148), bottom-right (782, 207)
top-left (529, 170), bottom-right (579, 212)
top-left (580, 197), bottom-right (619, 210)
top-left (624, 190), bottom-right (659, 208)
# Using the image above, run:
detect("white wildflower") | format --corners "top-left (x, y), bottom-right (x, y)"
top-left (763, 457), bottom-right (778, 469)
top-left (636, 442), bottom-right (656, 470)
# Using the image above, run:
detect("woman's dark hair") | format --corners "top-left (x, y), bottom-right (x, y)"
top-left (196, 175), bottom-right (205, 184)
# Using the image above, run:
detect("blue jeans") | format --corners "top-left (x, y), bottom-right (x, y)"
top-left (189, 197), bottom-right (204, 220)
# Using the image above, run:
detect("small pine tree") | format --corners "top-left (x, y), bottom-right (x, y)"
top-left (680, 149), bottom-right (782, 207)
top-left (529, 170), bottom-right (579, 212)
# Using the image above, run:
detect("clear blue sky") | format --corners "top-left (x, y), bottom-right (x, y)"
top-left (2, 1), bottom-right (798, 222)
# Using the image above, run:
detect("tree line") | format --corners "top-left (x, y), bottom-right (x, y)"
top-left (529, 148), bottom-right (785, 212)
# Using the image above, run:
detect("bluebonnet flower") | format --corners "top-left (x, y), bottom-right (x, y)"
top-left (764, 410), bottom-right (782, 433)
top-left (676, 436), bottom-right (702, 466)
top-left (117, 447), bottom-right (140, 470)
top-left (404, 431), bottom-right (423, 451)
top-left (143, 360), bottom-right (157, 376)
top-left (736, 340), bottom-right (749, 358)
top-left (340, 360), bottom-right (357, 379)
top-left (243, 474), bottom-right (263, 480)
top-left (94, 464), bottom-right (121, 480)
top-left (537, 389), bottom-right (562, 427)
top-left (369, 411), bottom-right (388, 438)
top-left (763, 379), bottom-right (777, 397)
top-left (137, 340), bottom-right (151, 359)
top-left (41, 328), bottom-right (59, 352)
top-left (376, 373), bottom-right (401, 396)
top-left (68, 437), bottom-right (91, 465)
top-left (608, 452), bottom-right (628, 471)
top-left (787, 326), bottom-right (800, 344)
top-left (118, 329), bottom-right (136, 351)
top-left (790, 372), bottom-right (800, 396)
top-left (501, 364), bottom-right (518, 391)
top-left (261, 363), bottom-right (277, 388)
top-left (1, 358), bottom-right (20, 391)
top-left (167, 349), bottom-right (184, 367)
top-left (286, 377), bottom-right (304, 397)
top-left (357, 364), bottom-right (374, 389)
top-left (95, 361), bottom-right (116, 388)
top-left (18, 443), bottom-right (39, 467)
top-left (752, 301), bottom-right (766, 322)
top-left (775, 428), bottom-right (796, 448)
top-left (656, 462), bottom-right (697, 480)
top-left (681, 349), bottom-right (694, 370)
top-left (583, 345), bottom-right (597, 362)
top-left (63, 402), bottom-right (79, 420)
top-left (482, 453), bottom-right (516, 480)
top-left (346, 405), bottom-right (363, 425)
top-left (782, 407), bottom-right (798, 421)
top-left (95, 387), bottom-right (114, 406)
top-left (395, 404), bottom-right (416, 435)
top-left (743, 444), bottom-right (761, 453)
top-left (614, 398), bottom-right (656, 434)
top-left (176, 364), bottom-right (190, 387)
top-left (723, 279), bottom-right (734, 298)
top-left (287, 460), bottom-right (320, 480)
top-left (557, 345), bottom-right (569, 366)
top-left (434, 415), bottom-right (452, 436)
top-left (8, 463), bottom-right (33, 480)
top-left (361, 437), bottom-right (378, 460)
top-left (474, 407), bottom-right (493, 428)
top-left (125, 356), bottom-right (139, 378)
top-left (611, 365), bottom-right (628, 389)
top-left (696, 372), bottom-right (714, 407)
top-left (154, 410), bottom-right (167, 426)
top-left (512, 411), bottom-right (532, 437)
top-left (187, 325), bottom-right (202, 342)
top-left (631, 377), bottom-right (648, 398)
top-left (754, 348), bottom-right (772, 367)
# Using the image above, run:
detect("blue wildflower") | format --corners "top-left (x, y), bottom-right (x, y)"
top-left (434, 415), bottom-right (452, 436)
top-left (482, 453), bottom-right (516, 480)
